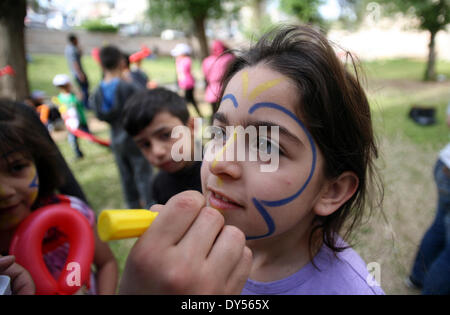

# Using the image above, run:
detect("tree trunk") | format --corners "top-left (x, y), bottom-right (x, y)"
top-left (192, 16), bottom-right (209, 60)
top-left (251, 0), bottom-right (264, 30)
top-left (0, 0), bottom-right (29, 100)
top-left (424, 29), bottom-right (437, 81)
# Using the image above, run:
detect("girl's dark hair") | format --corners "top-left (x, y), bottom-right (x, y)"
top-left (0, 98), bottom-right (65, 207)
top-left (220, 25), bottom-right (383, 254)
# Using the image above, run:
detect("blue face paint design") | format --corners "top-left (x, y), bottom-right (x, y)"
top-left (29, 173), bottom-right (39, 189)
top-left (220, 94), bottom-right (317, 240)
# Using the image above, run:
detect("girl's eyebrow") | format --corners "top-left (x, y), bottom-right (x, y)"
top-left (248, 120), bottom-right (303, 146)
top-left (212, 112), bottom-right (303, 145)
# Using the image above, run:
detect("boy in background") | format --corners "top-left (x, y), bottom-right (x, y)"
top-left (122, 88), bottom-right (202, 205)
top-left (122, 53), bottom-right (148, 90)
top-left (65, 34), bottom-right (90, 109)
top-left (53, 74), bottom-right (89, 159)
top-left (91, 45), bottom-right (154, 209)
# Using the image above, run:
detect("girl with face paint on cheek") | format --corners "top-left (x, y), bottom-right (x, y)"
top-left (0, 155), bottom-right (39, 232)
top-left (199, 25), bottom-right (385, 295)
top-left (118, 25), bottom-right (384, 295)
top-left (0, 99), bottom-right (119, 295)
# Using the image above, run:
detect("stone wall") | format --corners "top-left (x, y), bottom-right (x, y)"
top-left (25, 26), bottom-right (450, 61)
top-left (25, 28), bottom-right (201, 57)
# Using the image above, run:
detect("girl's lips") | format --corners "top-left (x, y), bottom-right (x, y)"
top-left (208, 190), bottom-right (243, 211)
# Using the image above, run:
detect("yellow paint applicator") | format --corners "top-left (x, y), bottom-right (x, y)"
top-left (97, 209), bottom-right (159, 242)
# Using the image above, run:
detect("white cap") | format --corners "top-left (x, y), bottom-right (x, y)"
top-left (170, 43), bottom-right (191, 57)
top-left (52, 74), bottom-right (71, 87)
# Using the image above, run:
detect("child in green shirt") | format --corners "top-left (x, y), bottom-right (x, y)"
top-left (53, 74), bottom-right (90, 159)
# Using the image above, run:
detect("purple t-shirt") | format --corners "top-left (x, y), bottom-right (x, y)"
top-left (242, 241), bottom-right (384, 295)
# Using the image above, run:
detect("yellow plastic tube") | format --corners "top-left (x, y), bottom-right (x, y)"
top-left (97, 209), bottom-right (159, 242)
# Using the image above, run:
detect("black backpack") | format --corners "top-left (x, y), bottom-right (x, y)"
top-left (409, 106), bottom-right (436, 126)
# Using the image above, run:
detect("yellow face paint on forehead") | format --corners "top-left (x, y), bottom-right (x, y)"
top-left (241, 70), bottom-right (285, 101)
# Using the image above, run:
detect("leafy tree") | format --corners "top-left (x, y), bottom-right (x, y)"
top-left (148, 0), bottom-right (240, 59)
top-left (280, 0), bottom-right (329, 30)
top-left (240, 0), bottom-right (277, 40)
top-left (372, 0), bottom-right (450, 81)
top-left (0, 0), bottom-right (29, 100)
top-left (335, 0), bottom-right (371, 30)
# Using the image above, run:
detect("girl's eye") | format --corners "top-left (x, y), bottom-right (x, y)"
top-left (10, 162), bottom-right (30, 174)
top-left (160, 132), bottom-right (171, 140)
top-left (252, 137), bottom-right (284, 156)
top-left (260, 139), bottom-right (271, 154)
top-left (210, 126), bottom-right (227, 143)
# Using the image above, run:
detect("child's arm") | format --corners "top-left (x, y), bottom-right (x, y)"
top-left (93, 232), bottom-right (118, 294)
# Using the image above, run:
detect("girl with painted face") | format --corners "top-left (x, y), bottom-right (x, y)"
top-left (119, 25), bottom-right (384, 295)
top-left (0, 99), bottom-right (118, 294)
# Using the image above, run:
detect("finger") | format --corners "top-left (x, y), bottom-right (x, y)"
top-left (206, 225), bottom-right (247, 282)
top-left (0, 255), bottom-right (15, 272)
top-left (139, 191), bottom-right (206, 247)
top-left (0, 259), bottom-right (36, 295)
top-left (9, 264), bottom-right (35, 295)
top-left (148, 204), bottom-right (164, 212)
top-left (225, 246), bottom-right (252, 294)
top-left (177, 206), bottom-right (224, 259)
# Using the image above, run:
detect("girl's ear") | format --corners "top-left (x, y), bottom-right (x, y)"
top-left (313, 171), bottom-right (359, 216)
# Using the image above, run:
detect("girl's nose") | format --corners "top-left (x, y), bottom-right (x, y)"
top-left (209, 158), bottom-right (242, 180)
top-left (208, 131), bottom-right (242, 180)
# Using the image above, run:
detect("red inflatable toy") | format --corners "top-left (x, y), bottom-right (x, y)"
top-left (129, 45), bottom-right (151, 63)
top-left (0, 65), bottom-right (15, 77)
top-left (9, 203), bottom-right (95, 295)
top-left (69, 127), bottom-right (111, 147)
top-left (91, 48), bottom-right (101, 65)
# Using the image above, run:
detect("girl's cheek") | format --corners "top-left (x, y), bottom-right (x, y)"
top-left (252, 172), bottom-right (294, 199)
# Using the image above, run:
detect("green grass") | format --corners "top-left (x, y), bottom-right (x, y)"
top-left (362, 58), bottom-right (450, 80)
top-left (372, 100), bottom-right (449, 150)
top-left (364, 58), bottom-right (450, 150)
top-left (28, 54), bottom-right (202, 97)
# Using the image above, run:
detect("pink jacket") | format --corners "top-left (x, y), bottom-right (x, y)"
top-left (175, 55), bottom-right (195, 90)
top-left (202, 40), bottom-right (234, 103)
